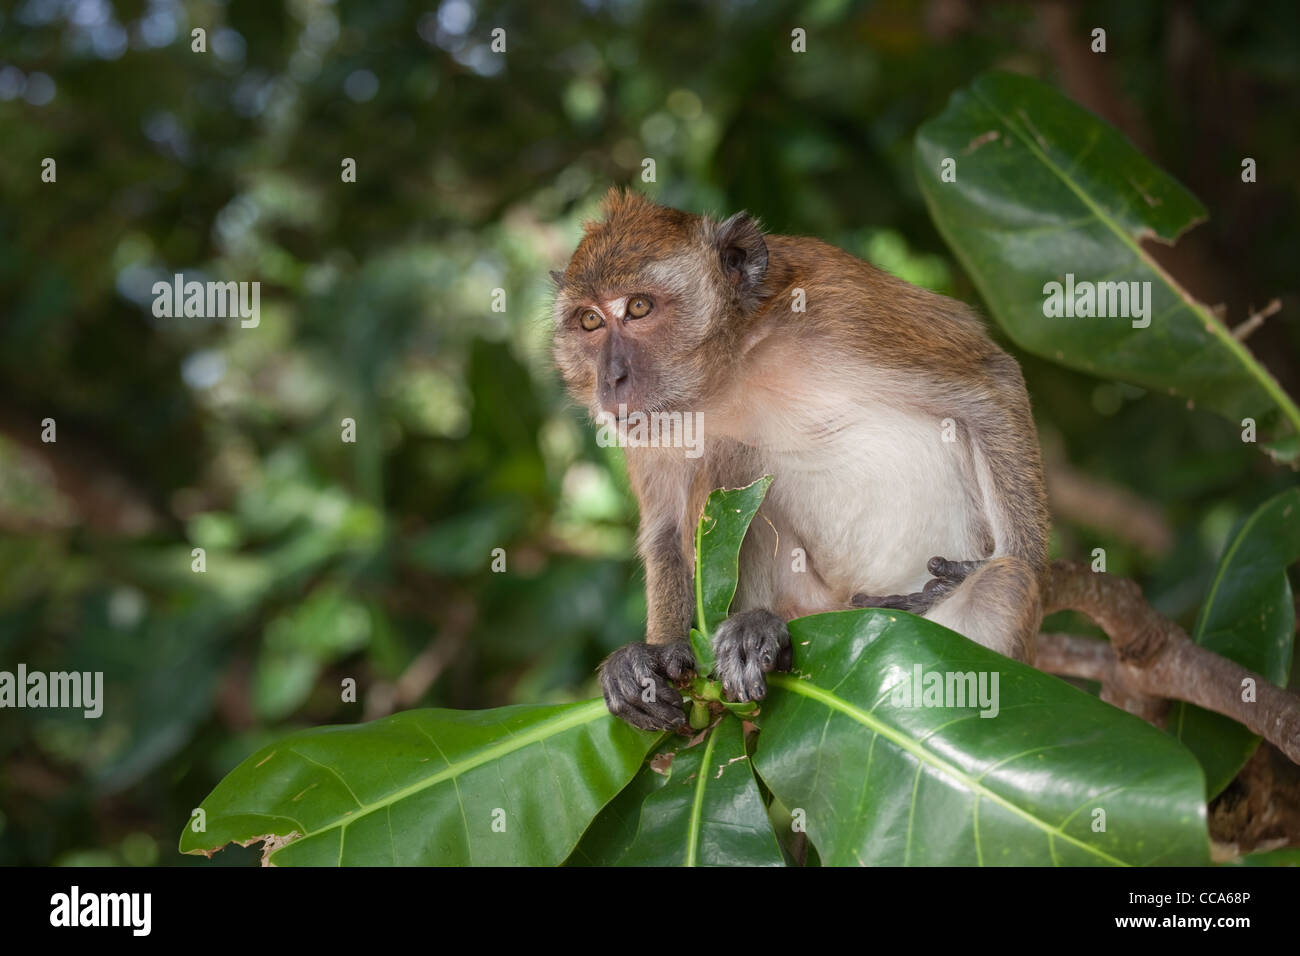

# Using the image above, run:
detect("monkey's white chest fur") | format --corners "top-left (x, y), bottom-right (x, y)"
top-left (726, 372), bottom-right (988, 615)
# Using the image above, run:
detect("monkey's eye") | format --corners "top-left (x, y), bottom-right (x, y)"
top-left (627, 295), bottom-right (653, 318)
top-left (579, 309), bottom-right (604, 331)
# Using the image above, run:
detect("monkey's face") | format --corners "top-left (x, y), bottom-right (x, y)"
top-left (551, 188), bottom-right (768, 421)
top-left (554, 289), bottom-right (676, 419)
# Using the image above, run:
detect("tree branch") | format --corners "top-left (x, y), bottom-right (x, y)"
top-left (1039, 561), bottom-right (1300, 765)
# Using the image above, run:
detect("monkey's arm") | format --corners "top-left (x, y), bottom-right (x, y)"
top-left (642, 519), bottom-right (695, 646)
top-left (597, 507), bottom-right (700, 731)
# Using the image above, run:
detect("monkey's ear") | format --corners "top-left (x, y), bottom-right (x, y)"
top-left (549, 270), bottom-right (566, 290)
top-left (716, 212), bottom-right (768, 295)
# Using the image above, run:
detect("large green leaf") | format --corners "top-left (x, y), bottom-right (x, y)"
top-left (1169, 487), bottom-right (1300, 797)
top-left (753, 609), bottom-right (1209, 865)
top-left (565, 736), bottom-right (677, 866)
top-left (915, 71), bottom-right (1300, 459)
top-left (691, 475), bottom-right (773, 673)
top-left (615, 717), bottom-right (784, 866)
top-left (179, 700), bottom-right (657, 865)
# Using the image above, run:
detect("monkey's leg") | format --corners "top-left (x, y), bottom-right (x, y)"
top-left (923, 556), bottom-right (1041, 663)
top-left (598, 640), bottom-right (697, 731)
top-left (850, 556), bottom-right (987, 613)
top-left (850, 589), bottom-right (936, 612)
top-left (712, 609), bottom-right (793, 704)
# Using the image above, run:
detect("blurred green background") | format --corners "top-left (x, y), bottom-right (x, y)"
top-left (1, 0), bottom-right (1298, 865)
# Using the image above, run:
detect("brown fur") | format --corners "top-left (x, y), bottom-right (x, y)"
top-left (553, 188), bottom-right (1049, 670)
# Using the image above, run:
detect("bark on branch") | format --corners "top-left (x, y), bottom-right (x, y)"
top-left (1039, 561), bottom-right (1300, 765)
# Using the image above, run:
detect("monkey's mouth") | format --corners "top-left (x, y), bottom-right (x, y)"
top-left (596, 402), bottom-right (641, 423)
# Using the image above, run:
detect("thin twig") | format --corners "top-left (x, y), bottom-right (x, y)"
top-left (1231, 298), bottom-right (1281, 341)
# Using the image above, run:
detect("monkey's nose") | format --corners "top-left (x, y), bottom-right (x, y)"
top-left (605, 357), bottom-right (630, 392)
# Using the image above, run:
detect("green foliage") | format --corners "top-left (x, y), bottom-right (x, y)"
top-left (4, 2), bottom-right (1299, 865)
top-left (1169, 487), bottom-right (1300, 797)
top-left (691, 476), bottom-right (772, 673)
top-left (612, 718), bottom-right (783, 867)
top-left (758, 615), bottom-right (1207, 865)
top-left (913, 70), bottom-right (1300, 802)
top-left (915, 72), bottom-right (1300, 459)
top-left (183, 475), bottom-right (1295, 866)
top-left (181, 700), bottom-right (658, 865)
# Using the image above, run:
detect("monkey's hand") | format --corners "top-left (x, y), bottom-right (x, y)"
top-left (712, 609), bottom-right (792, 704)
top-left (851, 556), bottom-right (987, 613)
top-left (598, 640), bottom-right (697, 731)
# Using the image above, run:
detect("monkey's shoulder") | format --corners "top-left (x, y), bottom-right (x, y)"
top-left (763, 233), bottom-right (991, 349)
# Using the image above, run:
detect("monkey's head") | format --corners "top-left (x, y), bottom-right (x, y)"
top-left (551, 188), bottom-right (768, 420)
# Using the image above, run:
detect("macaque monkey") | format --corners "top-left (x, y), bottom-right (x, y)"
top-left (552, 188), bottom-right (1049, 731)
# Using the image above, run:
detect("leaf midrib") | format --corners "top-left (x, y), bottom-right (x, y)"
top-left (684, 724), bottom-right (721, 867)
top-left (767, 674), bottom-right (1128, 866)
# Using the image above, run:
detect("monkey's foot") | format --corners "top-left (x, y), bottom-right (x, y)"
top-left (712, 609), bottom-right (792, 704)
top-left (598, 640), bottom-right (696, 731)
top-left (851, 556), bottom-right (987, 614)
top-left (926, 556), bottom-right (985, 583)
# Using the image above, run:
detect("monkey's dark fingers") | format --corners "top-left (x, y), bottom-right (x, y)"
top-left (921, 576), bottom-right (964, 602)
top-left (604, 670), bottom-right (687, 731)
top-left (926, 556), bottom-right (986, 583)
top-left (653, 639), bottom-right (698, 682)
top-left (598, 643), bottom-right (688, 731)
top-left (712, 609), bottom-right (791, 704)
